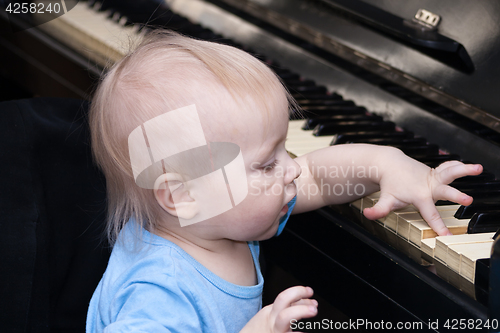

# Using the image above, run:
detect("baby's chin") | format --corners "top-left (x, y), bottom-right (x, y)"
top-left (251, 228), bottom-right (280, 242)
top-left (244, 217), bottom-right (283, 241)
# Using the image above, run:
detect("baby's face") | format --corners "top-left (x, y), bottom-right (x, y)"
top-left (202, 95), bottom-right (301, 241)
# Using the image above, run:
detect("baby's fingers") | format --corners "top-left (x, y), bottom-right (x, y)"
top-left (271, 286), bottom-right (314, 316)
top-left (292, 299), bottom-right (318, 307)
top-left (274, 305), bottom-right (318, 333)
top-left (433, 185), bottom-right (473, 206)
top-left (363, 193), bottom-right (397, 221)
top-left (415, 199), bottom-right (452, 236)
top-left (434, 162), bottom-right (482, 185)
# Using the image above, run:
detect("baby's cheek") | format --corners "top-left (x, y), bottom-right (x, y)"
top-left (246, 178), bottom-right (271, 196)
top-left (245, 177), bottom-right (283, 209)
top-left (262, 181), bottom-right (284, 197)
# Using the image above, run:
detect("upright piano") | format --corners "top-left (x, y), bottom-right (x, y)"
top-left (1, 0), bottom-right (500, 331)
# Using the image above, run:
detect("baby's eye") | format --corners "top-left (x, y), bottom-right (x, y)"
top-left (263, 160), bottom-right (279, 172)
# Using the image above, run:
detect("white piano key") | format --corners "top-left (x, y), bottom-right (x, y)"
top-left (409, 218), bottom-right (470, 247)
top-left (286, 120), bottom-right (334, 156)
top-left (435, 232), bottom-right (496, 264)
top-left (421, 238), bottom-right (436, 262)
top-left (397, 209), bottom-right (458, 241)
top-left (448, 241), bottom-right (493, 282)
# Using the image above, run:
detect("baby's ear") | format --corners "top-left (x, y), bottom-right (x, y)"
top-left (154, 173), bottom-right (198, 220)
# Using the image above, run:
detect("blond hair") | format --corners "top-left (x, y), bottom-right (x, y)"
top-left (90, 30), bottom-right (297, 245)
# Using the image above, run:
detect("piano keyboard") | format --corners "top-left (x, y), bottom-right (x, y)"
top-left (351, 194), bottom-right (495, 298)
top-left (34, 1), bottom-right (145, 66)
top-left (35, 0), bottom-right (499, 304)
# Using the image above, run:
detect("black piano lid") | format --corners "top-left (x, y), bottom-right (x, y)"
top-left (320, 0), bottom-right (474, 73)
top-left (215, 0), bottom-right (500, 133)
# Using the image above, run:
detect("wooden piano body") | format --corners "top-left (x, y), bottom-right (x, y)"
top-left (1, 0), bottom-right (500, 331)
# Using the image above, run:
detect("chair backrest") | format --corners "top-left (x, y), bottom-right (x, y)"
top-left (0, 98), bottom-right (110, 333)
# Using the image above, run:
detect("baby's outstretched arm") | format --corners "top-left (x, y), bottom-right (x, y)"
top-left (292, 144), bottom-right (482, 236)
top-left (240, 286), bottom-right (317, 333)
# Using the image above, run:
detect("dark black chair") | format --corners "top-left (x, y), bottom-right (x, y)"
top-left (0, 98), bottom-right (110, 333)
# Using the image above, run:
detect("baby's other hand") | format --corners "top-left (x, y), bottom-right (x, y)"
top-left (240, 286), bottom-right (318, 333)
top-left (363, 156), bottom-right (483, 236)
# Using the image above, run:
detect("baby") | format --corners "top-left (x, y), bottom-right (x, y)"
top-left (86, 30), bottom-right (482, 333)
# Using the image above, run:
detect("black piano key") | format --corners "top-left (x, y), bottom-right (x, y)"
top-left (475, 286), bottom-right (489, 308)
top-left (336, 139), bottom-right (437, 154)
top-left (190, 28), bottom-right (219, 41)
top-left (302, 114), bottom-right (383, 130)
top-left (180, 24), bottom-right (208, 37)
top-left (475, 258), bottom-right (490, 286)
top-left (398, 144), bottom-right (439, 157)
top-left (313, 121), bottom-right (396, 135)
top-left (451, 181), bottom-right (500, 192)
top-left (420, 154), bottom-right (461, 163)
top-left (301, 101), bottom-right (356, 109)
top-left (475, 258), bottom-right (490, 304)
top-left (294, 94), bottom-right (344, 105)
top-left (167, 15), bottom-right (194, 30)
top-left (302, 106), bottom-right (368, 117)
top-left (274, 71), bottom-right (300, 81)
top-left (332, 134), bottom-right (443, 159)
top-left (354, 137), bottom-right (427, 146)
top-left (330, 131), bottom-right (412, 145)
top-left (491, 237), bottom-right (500, 321)
top-left (301, 108), bottom-right (359, 120)
top-left (460, 189), bottom-right (500, 200)
top-left (464, 192), bottom-right (500, 203)
top-left (284, 79), bottom-right (316, 87)
top-left (449, 172), bottom-right (496, 184)
top-left (278, 72), bottom-right (300, 84)
top-left (302, 104), bottom-right (361, 113)
top-left (291, 86), bottom-right (328, 96)
top-left (272, 67), bottom-right (289, 73)
top-left (455, 202), bottom-right (500, 219)
top-left (467, 212), bottom-right (500, 234)
top-left (454, 190), bottom-right (500, 209)
top-left (280, 73), bottom-right (301, 81)
top-left (435, 200), bottom-right (456, 206)
top-left (416, 154), bottom-right (462, 168)
top-left (436, 188), bottom-right (500, 205)
top-left (272, 67), bottom-right (294, 74)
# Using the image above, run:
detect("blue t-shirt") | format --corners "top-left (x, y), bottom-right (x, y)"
top-left (276, 196), bottom-right (296, 237)
top-left (86, 197), bottom-right (296, 333)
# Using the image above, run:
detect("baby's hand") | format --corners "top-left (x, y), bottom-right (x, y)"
top-left (363, 155), bottom-right (483, 236)
top-left (240, 286), bottom-right (318, 333)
